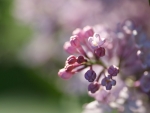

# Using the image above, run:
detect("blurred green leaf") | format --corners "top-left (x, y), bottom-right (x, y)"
top-left (0, 0), bottom-right (32, 59)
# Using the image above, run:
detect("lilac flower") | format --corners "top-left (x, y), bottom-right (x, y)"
top-left (140, 72), bottom-right (150, 93)
top-left (15, 0), bottom-right (150, 112)
top-left (82, 101), bottom-right (112, 113)
top-left (58, 25), bottom-right (120, 93)
top-left (101, 76), bottom-right (116, 90)
top-left (88, 33), bottom-right (106, 49)
top-left (89, 76), bottom-right (126, 103)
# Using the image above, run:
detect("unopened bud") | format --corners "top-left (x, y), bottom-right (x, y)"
top-left (88, 82), bottom-right (100, 93)
top-left (94, 47), bottom-right (105, 57)
top-left (85, 70), bottom-right (96, 82)
top-left (66, 55), bottom-right (77, 64)
top-left (77, 55), bottom-right (86, 64)
top-left (70, 35), bottom-right (80, 47)
top-left (65, 64), bottom-right (74, 72)
top-left (64, 41), bottom-right (77, 54)
top-left (83, 26), bottom-right (94, 39)
top-left (108, 65), bottom-right (119, 76)
top-left (72, 28), bottom-right (84, 42)
top-left (58, 68), bottom-right (73, 79)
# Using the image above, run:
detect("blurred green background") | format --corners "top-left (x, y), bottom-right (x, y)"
top-left (0, 1), bottom-right (92, 113)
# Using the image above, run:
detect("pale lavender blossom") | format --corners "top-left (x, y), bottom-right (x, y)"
top-left (88, 33), bottom-right (106, 49)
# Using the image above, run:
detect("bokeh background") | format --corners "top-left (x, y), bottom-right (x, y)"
top-left (0, 0), bottom-right (149, 113)
top-left (0, 0), bottom-right (93, 113)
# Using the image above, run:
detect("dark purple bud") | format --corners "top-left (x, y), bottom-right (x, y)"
top-left (65, 64), bottom-right (74, 72)
top-left (108, 65), bottom-right (119, 76)
top-left (111, 79), bottom-right (116, 86)
top-left (94, 47), bottom-right (105, 58)
top-left (85, 70), bottom-right (96, 82)
top-left (77, 55), bottom-right (86, 64)
top-left (88, 82), bottom-right (100, 93)
top-left (66, 55), bottom-right (77, 64)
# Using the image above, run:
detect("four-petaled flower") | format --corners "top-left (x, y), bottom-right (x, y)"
top-left (88, 33), bottom-right (106, 49)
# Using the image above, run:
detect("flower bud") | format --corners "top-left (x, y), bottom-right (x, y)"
top-left (72, 28), bottom-right (84, 42)
top-left (70, 35), bottom-right (80, 47)
top-left (58, 68), bottom-right (73, 79)
top-left (94, 47), bottom-right (105, 57)
top-left (88, 82), bottom-right (100, 93)
top-left (108, 65), bottom-right (119, 76)
top-left (77, 55), bottom-right (86, 64)
top-left (64, 41), bottom-right (77, 54)
top-left (83, 26), bottom-right (94, 39)
top-left (65, 64), bottom-right (75, 72)
top-left (85, 70), bottom-right (96, 82)
top-left (66, 55), bottom-right (77, 64)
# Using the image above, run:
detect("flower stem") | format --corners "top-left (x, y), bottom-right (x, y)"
top-left (96, 69), bottom-right (105, 82)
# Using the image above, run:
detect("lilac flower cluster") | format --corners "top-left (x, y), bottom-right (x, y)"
top-left (58, 26), bottom-right (119, 93)
top-left (113, 20), bottom-right (150, 95)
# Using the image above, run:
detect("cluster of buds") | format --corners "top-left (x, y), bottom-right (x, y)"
top-left (58, 26), bottom-right (119, 93)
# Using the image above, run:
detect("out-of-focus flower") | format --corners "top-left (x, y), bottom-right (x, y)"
top-left (140, 71), bottom-right (150, 93)
top-left (82, 101), bottom-right (113, 113)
